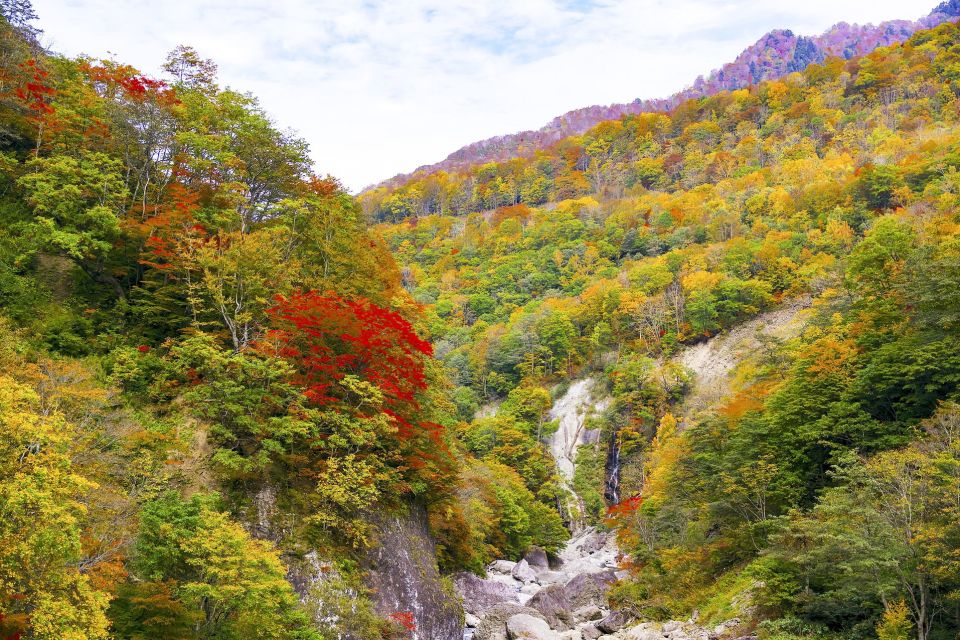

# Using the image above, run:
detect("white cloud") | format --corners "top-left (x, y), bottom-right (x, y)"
top-left (33, 0), bottom-right (934, 191)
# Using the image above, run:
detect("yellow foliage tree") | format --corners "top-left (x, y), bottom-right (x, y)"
top-left (0, 376), bottom-right (109, 640)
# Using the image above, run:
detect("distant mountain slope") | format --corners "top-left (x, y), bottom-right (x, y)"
top-left (373, 0), bottom-right (960, 190)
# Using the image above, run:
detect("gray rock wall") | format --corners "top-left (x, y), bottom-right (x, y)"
top-left (364, 503), bottom-right (463, 640)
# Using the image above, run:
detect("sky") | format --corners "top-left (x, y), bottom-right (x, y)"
top-left (32, 0), bottom-right (935, 192)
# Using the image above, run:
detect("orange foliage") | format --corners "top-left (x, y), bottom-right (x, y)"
top-left (490, 203), bottom-right (532, 228)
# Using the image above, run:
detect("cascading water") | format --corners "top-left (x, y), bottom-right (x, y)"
top-left (458, 377), bottom-right (623, 638)
top-left (547, 378), bottom-right (609, 532)
top-left (603, 432), bottom-right (621, 505)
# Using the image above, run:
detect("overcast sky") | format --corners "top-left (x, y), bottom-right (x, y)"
top-left (33, 0), bottom-right (934, 191)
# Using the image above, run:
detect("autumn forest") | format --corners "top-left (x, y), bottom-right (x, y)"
top-left (2, 2), bottom-right (960, 640)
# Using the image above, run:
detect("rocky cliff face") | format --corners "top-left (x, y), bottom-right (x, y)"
top-left (548, 378), bottom-right (609, 530)
top-left (251, 486), bottom-right (461, 639)
top-left (364, 504), bottom-right (464, 640)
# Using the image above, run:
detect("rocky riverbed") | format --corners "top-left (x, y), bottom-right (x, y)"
top-left (455, 527), bottom-right (625, 639)
top-left (454, 526), bottom-right (748, 639)
top-left (452, 372), bottom-right (753, 640)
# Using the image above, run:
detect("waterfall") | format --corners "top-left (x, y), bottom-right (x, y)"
top-left (603, 432), bottom-right (621, 505)
top-left (547, 378), bottom-right (608, 531)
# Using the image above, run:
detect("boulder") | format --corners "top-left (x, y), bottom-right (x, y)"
top-left (521, 568), bottom-right (617, 630)
top-left (527, 583), bottom-right (573, 630)
top-left (477, 627), bottom-right (508, 640)
top-left (489, 560), bottom-right (518, 574)
top-left (512, 559), bottom-right (538, 583)
top-left (506, 613), bottom-right (560, 640)
top-left (560, 631), bottom-right (583, 640)
top-left (466, 613), bottom-right (482, 627)
top-left (536, 570), bottom-right (569, 586)
top-left (563, 569), bottom-right (617, 610)
top-left (579, 530), bottom-right (610, 555)
top-left (489, 571), bottom-right (523, 588)
top-left (474, 604), bottom-right (547, 640)
top-left (580, 625), bottom-right (603, 640)
top-left (524, 546), bottom-right (550, 569)
top-left (624, 622), bottom-right (666, 640)
top-left (596, 610), bottom-right (631, 634)
top-left (455, 571), bottom-right (518, 616)
top-left (573, 605), bottom-right (603, 622)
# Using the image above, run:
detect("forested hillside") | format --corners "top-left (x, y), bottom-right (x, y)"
top-left (368, 19), bottom-right (960, 640)
top-left (3, 2), bottom-right (960, 640)
top-left (370, 0), bottom-right (960, 191)
top-left (0, 6), bottom-right (540, 639)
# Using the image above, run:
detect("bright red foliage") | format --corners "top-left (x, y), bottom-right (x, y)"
top-left (265, 291), bottom-right (456, 495)
top-left (265, 290), bottom-right (433, 414)
top-left (606, 494), bottom-right (643, 521)
top-left (388, 611), bottom-right (416, 632)
top-left (13, 60), bottom-right (54, 116)
top-left (81, 62), bottom-right (177, 106)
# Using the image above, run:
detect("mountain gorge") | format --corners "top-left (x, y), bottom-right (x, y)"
top-left (2, 2), bottom-right (960, 640)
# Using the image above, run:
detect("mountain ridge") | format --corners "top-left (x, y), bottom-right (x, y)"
top-left (370, 0), bottom-right (960, 191)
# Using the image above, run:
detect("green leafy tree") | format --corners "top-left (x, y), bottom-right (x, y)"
top-left (133, 493), bottom-right (319, 640)
top-left (17, 151), bottom-right (129, 297)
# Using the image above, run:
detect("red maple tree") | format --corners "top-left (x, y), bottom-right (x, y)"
top-left (264, 290), bottom-right (455, 491)
top-left (265, 290), bottom-right (431, 420)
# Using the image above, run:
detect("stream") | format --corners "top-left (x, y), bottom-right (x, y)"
top-left (461, 377), bottom-right (618, 638)
top-left (548, 378), bottom-right (610, 531)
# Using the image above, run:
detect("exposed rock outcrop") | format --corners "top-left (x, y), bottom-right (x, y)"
top-left (677, 299), bottom-right (810, 419)
top-left (548, 378), bottom-right (611, 530)
top-left (364, 504), bottom-right (463, 640)
top-left (455, 572), bottom-right (519, 616)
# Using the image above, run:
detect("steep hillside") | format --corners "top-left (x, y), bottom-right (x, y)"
top-left (5, 3), bottom-right (960, 640)
top-left (372, 0), bottom-right (960, 194)
top-left (0, 10), bottom-right (481, 640)
top-left (377, 20), bottom-right (960, 639)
